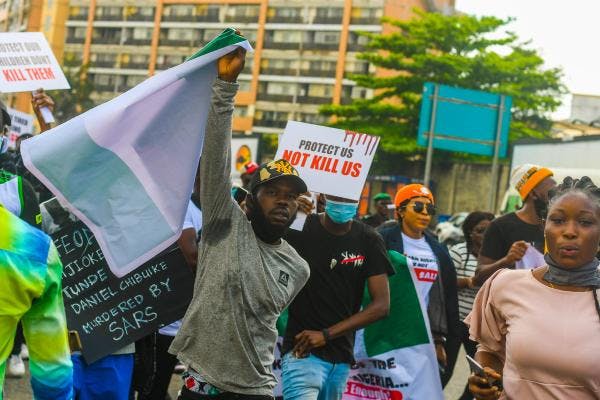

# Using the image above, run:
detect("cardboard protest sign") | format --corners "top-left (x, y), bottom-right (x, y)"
top-left (275, 121), bottom-right (380, 201)
top-left (0, 32), bottom-right (70, 93)
top-left (6, 107), bottom-right (34, 149)
top-left (43, 199), bottom-right (194, 363)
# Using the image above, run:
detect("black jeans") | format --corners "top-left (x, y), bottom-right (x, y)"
top-left (442, 321), bottom-right (477, 400)
top-left (138, 334), bottom-right (178, 400)
top-left (178, 386), bottom-right (273, 400)
top-left (11, 322), bottom-right (24, 356)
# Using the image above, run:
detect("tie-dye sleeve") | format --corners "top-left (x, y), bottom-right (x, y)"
top-left (22, 243), bottom-right (73, 400)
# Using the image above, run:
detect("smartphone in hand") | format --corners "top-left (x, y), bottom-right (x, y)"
top-left (466, 355), bottom-right (503, 390)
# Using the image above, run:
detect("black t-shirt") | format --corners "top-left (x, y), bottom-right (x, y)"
top-left (283, 214), bottom-right (393, 364)
top-left (480, 212), bottom-right (544, 260)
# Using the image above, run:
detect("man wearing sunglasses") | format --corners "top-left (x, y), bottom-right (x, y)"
top-left (377, 184), bottom-right (459, 387)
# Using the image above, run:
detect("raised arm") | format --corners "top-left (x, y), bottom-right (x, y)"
top-left (199, 47), bottom-right (246, 218)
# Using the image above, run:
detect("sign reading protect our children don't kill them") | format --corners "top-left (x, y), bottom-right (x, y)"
top-left (275, 121), bottom-right (380, 200)
top-left (0, 32), bottom-right (70, 93)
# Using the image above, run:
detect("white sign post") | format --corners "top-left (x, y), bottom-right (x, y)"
top-left (275, 121), bottom-right (380, 201)
top-left (0, 32), bottom-right (70, 93)
top-left (6, 107), bottom-right (34, 149)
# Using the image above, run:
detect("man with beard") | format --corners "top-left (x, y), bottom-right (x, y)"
top-left (473, 164), bottom-right (556, 285)
top-left (169, 46), bottom-right (310, 399)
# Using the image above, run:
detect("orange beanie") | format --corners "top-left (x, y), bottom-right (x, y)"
top-left (394, 184), bottom-right (434, 208)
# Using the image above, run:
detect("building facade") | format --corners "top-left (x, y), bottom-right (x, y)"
top-left (60, 0), bottom-right (453, 135)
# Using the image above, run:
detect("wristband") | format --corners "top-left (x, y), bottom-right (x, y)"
top-left (434, 336), bottom-right (446, 345)
top-left (322, 328), bottom-right (331, 343)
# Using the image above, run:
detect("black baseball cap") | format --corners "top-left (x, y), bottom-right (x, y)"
top-left (248, 159), bottom-right (307, 194)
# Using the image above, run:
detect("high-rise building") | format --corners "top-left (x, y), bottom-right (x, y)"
top-left (63, 0), bottom-right (454, 135)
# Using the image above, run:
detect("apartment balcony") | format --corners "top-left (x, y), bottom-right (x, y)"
top-left (350, 17), bottom-right (381, 25)
top-left (260, 67), bottom-right (297, 76)
top-left (122, 38), bottom-right (152, 46)
top-left (127, 14), bottom-right (155, 22)
top-left (120, 62), bottom-right (149, 69)
top-left (94, 84), bottom-right (118, 92)
top-left (95, 15), bottom-right (123, 21)
top-left (313, 16), bottom-right (343, 24)
top-left (224, 15), bottom-right (258, 24)
top-left (262, 41), bottom-right (300, 50)
top-left (93, 60), bottom-right (117, 68)
top-left (256, 93), bottom-right (295, 103)
top-left (159, 39), bottom-right (196, 47)
top-left (298, 96), bottom-right (332, 105)
top-left (253, 119), bottom-right (287, 128)
top-left (161, 14), bottom-right (218, 22)
top-left (66, 37), bottom-right (85, 44)
top-left (69, 14), bottom-right (88, 21)
top-left (93, 37), bottom-right (122, 45)
top-left (346, 43), bottom-right (367, 52)
top-left (267, 16), bottom-right (305, 24)
top-left (305, 69), bottom-right (336, 77)
top-left (303, 43), bottom-right (340, 51)
top-left (155, 62), bottom-right (179, 70)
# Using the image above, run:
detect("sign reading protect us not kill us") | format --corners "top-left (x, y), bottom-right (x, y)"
top-left (0, 32), bottom-right (70, 93)
top-left (275, 121), bottom-right (380, 201)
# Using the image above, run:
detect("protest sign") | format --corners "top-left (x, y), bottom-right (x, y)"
top-left (6, 107), bottom-right (33, 149)
top-left (0, 32), bottom-right (70, 93)
top-left (275, 121), bottom-right (380, 201)
top-left (44, 197), bottom-right (194, 363)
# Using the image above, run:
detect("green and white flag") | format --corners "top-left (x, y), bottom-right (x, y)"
top-left (342, 250), bottom-right (443, 400)
top-left (272, 251), bottom-right (443, 399)
top-left (21, 29), bottom-right (252, 277)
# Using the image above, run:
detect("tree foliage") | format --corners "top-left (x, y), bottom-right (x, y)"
top-left (321, 10), bottom-right (566, 162)
top-left (49, 58), bottom-right (95, 123)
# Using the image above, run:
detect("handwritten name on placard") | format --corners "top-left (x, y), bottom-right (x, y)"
top-left (52, 221), bottom-right (194, 363)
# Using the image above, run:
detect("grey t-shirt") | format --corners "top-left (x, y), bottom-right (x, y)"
top-left (169, 79), bottom-right (310, 396)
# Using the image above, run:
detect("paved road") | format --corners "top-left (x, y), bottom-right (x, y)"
top-left (4, 349), bottom-right (470, 399)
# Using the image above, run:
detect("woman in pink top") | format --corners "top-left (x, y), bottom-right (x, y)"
top-left (466, 176), bottom-right (600, 399)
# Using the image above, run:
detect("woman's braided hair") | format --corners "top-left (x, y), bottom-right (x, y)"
top-left (548, 176), bottom-right (600, 209)
top-left (547, 176), bottom-right (600, 321)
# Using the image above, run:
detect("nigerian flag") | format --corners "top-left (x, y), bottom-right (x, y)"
top-left (21, 29), bottom-right (252, 277)
top-left (343, 250), bottom-right (443, 400)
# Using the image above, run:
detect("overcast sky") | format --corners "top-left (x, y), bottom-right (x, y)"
top-left (455, 0), bottom-right (600, 119)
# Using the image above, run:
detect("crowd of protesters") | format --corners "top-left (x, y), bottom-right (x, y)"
top-left (1, 43), bottom-right (599, 400)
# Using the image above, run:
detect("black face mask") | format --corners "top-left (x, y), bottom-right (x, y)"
top-left (247, 195), bottom-right (296, 244)
top-left (531, 191), bottom-right (548, 220)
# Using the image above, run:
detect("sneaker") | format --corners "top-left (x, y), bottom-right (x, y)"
top-left (173, 361), bottom-right (187, 374)
top-left (19, 344), bottom-right (29, 360)
top-left (6, 355), bottom-right (25, 378)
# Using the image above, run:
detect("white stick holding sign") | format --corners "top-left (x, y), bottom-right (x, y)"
top-left (275, 121), bottom-right (380, 201)
top-left (0, 32), bottom-right (70, 93)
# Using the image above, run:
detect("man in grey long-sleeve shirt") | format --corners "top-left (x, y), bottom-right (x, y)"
top-left (169, 47), bottom-right (310, 399)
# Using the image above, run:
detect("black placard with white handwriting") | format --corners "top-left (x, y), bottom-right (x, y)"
top-left (52, 221), bottom-right (194, 363)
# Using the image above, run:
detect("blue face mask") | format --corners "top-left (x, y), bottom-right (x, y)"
top-left (325, 199), bottom-right (358, 224)
top-left (0, 136), bottom-right (8, 154)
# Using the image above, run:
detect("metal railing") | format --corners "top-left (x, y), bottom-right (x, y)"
top-left (256, 93), bottom-right (296, 103)
top-left (262, 41), bottom-right (301, 50)
top-left (253, 119), bottom-right (288, 128)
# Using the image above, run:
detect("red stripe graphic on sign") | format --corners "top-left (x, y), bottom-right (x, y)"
top-left (414, 268), bottom-right (438, 282)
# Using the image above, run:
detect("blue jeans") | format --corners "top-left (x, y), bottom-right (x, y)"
top-left (72, 353), bottom-right (134, 400)
top-left (281, 353), bottom-right (350, 400)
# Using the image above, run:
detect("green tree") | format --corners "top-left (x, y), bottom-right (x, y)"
top-left (321, 10), bottom-right (566, 167)
top-left (49, 58), bottom-right (95, 123)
